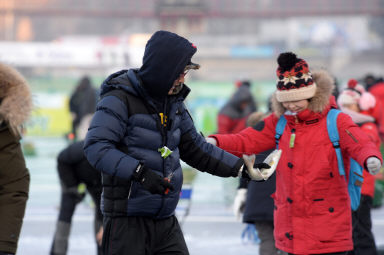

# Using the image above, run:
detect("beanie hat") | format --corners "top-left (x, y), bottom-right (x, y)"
top-left (337, 79), bottom-right (376, 110)
top-left (275, 52), bottom-right (317, 102)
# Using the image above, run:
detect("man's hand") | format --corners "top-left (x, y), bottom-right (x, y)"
top-left (133, 165), bottom-right (174, 195)
top-left (366, 157), bottom-right (382, 175)
top-left (233, 188), bottom-right (247, 220)
top-left (96, 226), bottom-right (103, 246)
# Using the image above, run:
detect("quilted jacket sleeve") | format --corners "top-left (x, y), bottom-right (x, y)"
top-left (178, 104), bottom-right (243, 177)
top-left (84, 95), bottom-right (140, 179)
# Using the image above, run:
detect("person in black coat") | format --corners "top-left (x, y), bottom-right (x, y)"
top-left (50, 141), bottom-right (103, 255)
top-left (69, 76), bottom-right (97, 139)
top-left (83, 31), bottom-right (260, 255)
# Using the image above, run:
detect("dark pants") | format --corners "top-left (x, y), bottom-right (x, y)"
top-left (102, 215), bottom-right (189, 255)
top-left (254, 221), bottom-right (285, 255)
top-left (289, 252), bottom-right (347, 255)
top-left (347, 195), bottom-right (377, 255)
top-left (0, 252), bottom-right (14, 255)
top-left (50, 186), bottom-right (103, 255)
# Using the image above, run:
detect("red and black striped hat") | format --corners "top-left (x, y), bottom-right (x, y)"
top-left (275, 52), bottom-right (317, 102)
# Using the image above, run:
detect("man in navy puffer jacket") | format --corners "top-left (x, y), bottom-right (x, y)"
top-left (84, 31), bottom-right (257, 255)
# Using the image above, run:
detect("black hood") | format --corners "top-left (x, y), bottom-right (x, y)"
top-left (137, 30), bottom-right (197, 101)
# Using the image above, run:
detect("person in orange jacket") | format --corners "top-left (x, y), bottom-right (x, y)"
top-left (207, 52), bottom-right (383, 255)
top-left (337, 79), bottom-right (381, 255)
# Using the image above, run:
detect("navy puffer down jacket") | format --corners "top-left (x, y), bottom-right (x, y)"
top-left (84, 31), bottom-right (243, 219)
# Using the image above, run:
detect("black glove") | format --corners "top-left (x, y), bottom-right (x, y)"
top-left (242, 162), bottom-right (271, 182)
top-left (240, 167), bottom-right (251, 182)
top-left (255, 162), bottom-right (271, 170)
top-left (132, 164), bottom-right (174, 195)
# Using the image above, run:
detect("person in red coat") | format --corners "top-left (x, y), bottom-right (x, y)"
top-left (207, 52), bottom-right (383, 255)
top-left (337, 80), bottom-right (381, 255)
top-left (217, 80), bottom-right (257, 134)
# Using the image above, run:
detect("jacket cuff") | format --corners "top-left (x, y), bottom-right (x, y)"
top-left (231, 158), bottom-right (245, 177)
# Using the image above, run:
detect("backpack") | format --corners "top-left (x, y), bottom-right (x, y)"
top-left (275, 108), bottom-right (364, 211)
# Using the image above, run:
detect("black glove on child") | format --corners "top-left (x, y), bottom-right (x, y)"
top-left (133, 164), bottom-right (174, 195)
top-left (241, 162), bottom-right (271, 182)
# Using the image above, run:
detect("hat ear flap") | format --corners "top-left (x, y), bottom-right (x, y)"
top-left (359, 92), bottom-right (376, 110)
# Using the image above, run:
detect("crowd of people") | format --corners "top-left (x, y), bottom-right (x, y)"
top-left (0, 30), bottom-right (384, 255)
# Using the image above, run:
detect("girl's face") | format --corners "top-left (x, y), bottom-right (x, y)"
top-left (282, 99), bottom-right (309, 113)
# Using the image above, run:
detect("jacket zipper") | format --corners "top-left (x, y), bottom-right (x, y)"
top-left (127, 181), bottom-right (133, 199)
top-left (156, 99), bottom-right (169, 217)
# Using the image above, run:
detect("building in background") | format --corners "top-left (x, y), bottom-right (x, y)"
top-left (0, 0), bottom-right (383, 81)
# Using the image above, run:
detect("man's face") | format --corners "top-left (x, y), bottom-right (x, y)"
top-left (168, 73), bottom-right (186, 95)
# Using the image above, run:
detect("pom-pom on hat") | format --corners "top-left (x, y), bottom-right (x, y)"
top-left (275, 52), bottom-right (317, 102)
top-left (337, 79), bottom-right (376, 111)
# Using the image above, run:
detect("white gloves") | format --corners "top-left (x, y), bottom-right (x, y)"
top-left (366, 157), bottom-right (382, 175)
top-left (205, 137), bottom-right (217, 146)
top-left (233, 188), bottom-right (247, 220)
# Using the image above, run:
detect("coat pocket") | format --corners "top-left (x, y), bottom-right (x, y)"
top-left (309, 188), bottom-right (351, 242)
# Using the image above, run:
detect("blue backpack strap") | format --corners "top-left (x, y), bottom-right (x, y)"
top-left (326, 109), bottom-right (346, 176)
top-left (327, 109), bottom-right (364, 211)
top-left (348, 159), bottom-right (364, 210)
top-left (275, 115), bottom-right (287, 149)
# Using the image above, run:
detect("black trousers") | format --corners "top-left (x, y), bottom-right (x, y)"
top-left (102, 215), bottom-right (189, 255)
top-left (50, 186), bottom-right (103, 255)
top-left (289, 252), bottom-right (347, 255)
top-left (347, 195), bottom-right (377, 255)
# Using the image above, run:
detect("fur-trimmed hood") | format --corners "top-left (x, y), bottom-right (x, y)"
top-left (271, 69), bottom-right (335, 117)
top-left (0, 63), bottom-right (33, 135)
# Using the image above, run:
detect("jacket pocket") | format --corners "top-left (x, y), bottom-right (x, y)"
top-left (309, 188), bottom-right (351, 242)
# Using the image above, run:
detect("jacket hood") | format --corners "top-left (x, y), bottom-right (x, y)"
top-left (271, 69), bottom-right (335, 117)
top-left (0, 63), bottom-right (33, 135)
top-left (100, 69), bottom-right (191, 110)
top-left (137, 31), bottom-right (197, 100)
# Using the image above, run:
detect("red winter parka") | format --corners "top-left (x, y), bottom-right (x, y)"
top-left (210, 70), bottom-right (382, 254)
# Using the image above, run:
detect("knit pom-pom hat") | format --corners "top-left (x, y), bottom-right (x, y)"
top-left (275, 52), bottom-right (317, 102)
